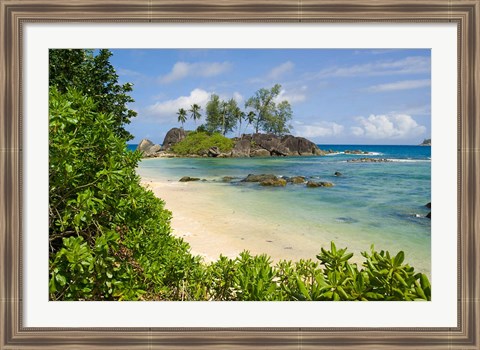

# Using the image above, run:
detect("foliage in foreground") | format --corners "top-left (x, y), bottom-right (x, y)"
top-left (49, 88), bottom-right (202, 300)
top-left (170, 131), bottom-right (235, 156)
top-left (193, 242), bottom-right (431, 301)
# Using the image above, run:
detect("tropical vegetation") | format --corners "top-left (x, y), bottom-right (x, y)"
top-left (170, 131), bottom-right (235, 156)
top-left (176, 84), bottom-right (292, 137)
top-left (48, 49), bottom-right (431, 301)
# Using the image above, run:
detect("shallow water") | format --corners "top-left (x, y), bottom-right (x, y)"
top-left (137, 145), bottom-right (431, 275)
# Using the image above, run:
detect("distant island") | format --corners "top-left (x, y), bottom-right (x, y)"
top-left (419, 138), bottom-right (431, 146)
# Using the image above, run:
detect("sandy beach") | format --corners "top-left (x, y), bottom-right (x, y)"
top-left (142, 178), bottom-right (367, 266)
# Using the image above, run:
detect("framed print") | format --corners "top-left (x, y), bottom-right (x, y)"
top-left (1, 0), bottom-right (479, 349)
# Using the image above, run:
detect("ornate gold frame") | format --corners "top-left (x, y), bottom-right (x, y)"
top-left (1, 1), bottom-right (479, 348)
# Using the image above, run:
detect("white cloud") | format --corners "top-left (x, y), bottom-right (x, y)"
top-left (144, 88), bottom-right (211, 121)
top-left (232, 92), bottom-right (244, 104)
top-left (315, 56), bottom-right (430, 78)
top-left (143, 89), bottom-right (244, 122)
top-left (267, 61), bottom-right (294, 80)
top-left (275, 86), bottom-right (307, 104)
top-left (351, 114), bottom-right (426, 139)
top-left (365, 79), bottom-right (431, 92)
top-left (294, 121), bottom-right (344, 138)
top-left (159, 61), bottom-right (232, 83)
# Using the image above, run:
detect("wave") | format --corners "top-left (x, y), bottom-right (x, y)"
top-left (326, 151), bottom-right (384, 156)
top-left (386, 158), bottom-right (431, 163)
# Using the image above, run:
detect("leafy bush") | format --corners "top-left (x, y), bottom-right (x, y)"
top-left (184, 243), bottom-right (431, 301)
top-left (48, 88), bottom-right (201, 300)
top-left (171, 131), bottom-right (234, 155)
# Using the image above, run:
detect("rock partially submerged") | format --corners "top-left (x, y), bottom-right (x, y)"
top-left (179, 176), bottom-right (200, 182)
top-left (260, 178), bottom-right (287, 187)
top-left (241, 174), bottom-right (277, 182)
top-left (344, 150), bottom-right (368, 155)
top-left (306, 181), bottom-right (334, 188)
top-left (287, 176), bottom-right (306, 184)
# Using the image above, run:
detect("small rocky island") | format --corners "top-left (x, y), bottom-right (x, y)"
top-left (419, 138), bottom-right (431, 146)
top-left (137, 127), bottom-right (327, 158)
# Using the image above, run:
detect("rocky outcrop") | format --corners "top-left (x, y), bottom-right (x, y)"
top-left (281, 135), bottom-right (325, 156)
top-left (162, 128), bottom-right (186, 150)
top-left (334, 171), bottom-right (342, 176)
top-left (231, 139), bottom-right (251, 157)
top-left (137, 139), bottom-right (162, 157)
top-left (230, 133), bottom-right (324, 157)
top-left (420, 139), bottom-right (431, 146)
top-left (140, 128), bottom-right (326, 158)
top-left (250, 149), bottom-right (271, 157)
top-left (306, 181), bottom-right (334, 188)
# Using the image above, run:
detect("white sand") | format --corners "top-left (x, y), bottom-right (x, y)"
top-left (142, 179), bottom-right (366, 266)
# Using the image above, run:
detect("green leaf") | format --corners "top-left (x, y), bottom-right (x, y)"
top-left (393, 251), bottom-right (405, 267)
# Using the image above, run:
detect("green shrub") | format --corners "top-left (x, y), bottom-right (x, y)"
top-left (48, 88), bottom-right (201, 301)
top-left (171, 131), bottom-right (234, 155)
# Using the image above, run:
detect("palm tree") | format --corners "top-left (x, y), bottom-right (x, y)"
top-left (189, 104), bottom-right (201, 125)
top-left (244, 111), bottom-right (256, 134)
top-left (236, 109), bottom-right (246, 137)
top-left (177, 108), bottom-right (187, 128)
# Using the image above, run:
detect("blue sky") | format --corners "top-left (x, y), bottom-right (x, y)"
top-left (110, 49), bottom-right (431, 145)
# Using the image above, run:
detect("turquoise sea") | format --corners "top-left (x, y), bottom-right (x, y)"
top-left (131, 144), bottom-right (431, 275)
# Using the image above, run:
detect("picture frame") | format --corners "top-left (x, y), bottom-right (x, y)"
top-left (1, 0), bottom-right (478, 348)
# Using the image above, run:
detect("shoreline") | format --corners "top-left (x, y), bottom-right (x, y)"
top-left (137, 153), bottom-right (431, 279)
top-left (142, 178), bottom-right (374, 267)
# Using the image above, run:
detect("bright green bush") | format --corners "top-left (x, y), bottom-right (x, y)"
top-left (186, 242), bottom-right (431, 301)
top-left (171, 131), bottom-right (234, 155)
top-left (48, 88), bottom-right (202, 300)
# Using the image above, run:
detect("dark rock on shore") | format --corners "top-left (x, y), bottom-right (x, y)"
top-left (222, 176), bottom-right (235, 182)
top-left (250, 148), bottom-right (271, 157)
top-left (231, 139), bottom-right (251, 157)
top-left (230, 132), bottom-right (325, 157)
top-left (306, 181), bottom-right (334, 188)
top-left (137, 139), bottom-right (162, 157)
top-left (179, 176), bottom-right (200, 182)
top-left (425, 202), bottom-right (431, 208)
top-left (280, 134), bottom-right (324, 156)
top-left (426, 212), bottom-right (431, 219)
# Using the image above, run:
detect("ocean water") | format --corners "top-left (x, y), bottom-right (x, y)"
top-left (133, 144), bottom-right (431, 275)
